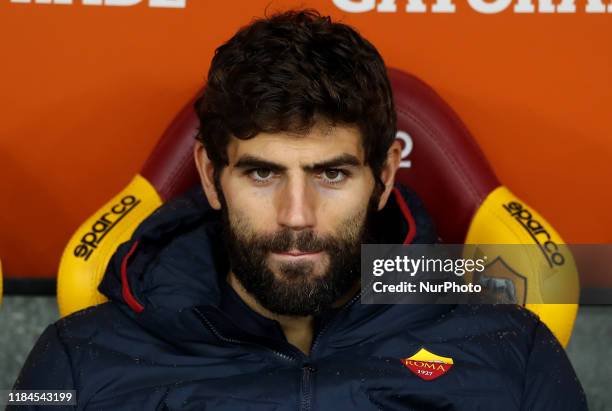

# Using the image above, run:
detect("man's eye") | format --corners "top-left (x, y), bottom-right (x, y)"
top-left (248, 168), bottom-right (274, 182)
top-left (321, 169), bottom-right (347, 185)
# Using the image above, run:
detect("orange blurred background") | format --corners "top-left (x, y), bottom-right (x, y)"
top-left (1, 0), bottom-right (610, 279)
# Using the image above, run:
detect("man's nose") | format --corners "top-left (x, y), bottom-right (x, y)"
top-left (276, 176), bottom-right (317, 230)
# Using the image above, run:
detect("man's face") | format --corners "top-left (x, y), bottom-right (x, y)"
top-left (215, 124), bottom-right (379, 316)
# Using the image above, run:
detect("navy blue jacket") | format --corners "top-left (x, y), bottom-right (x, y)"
top-left (10, 185), bottom-right (587, 410)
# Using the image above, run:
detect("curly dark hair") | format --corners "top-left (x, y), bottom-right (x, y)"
top-left (194, 9), bottom-right (396, 191)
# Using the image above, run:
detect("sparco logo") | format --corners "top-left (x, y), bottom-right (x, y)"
top-left (10, 0), bottom-right (186, 8)
top-left (74, 195), bottom-right (140, 261)
top-left (503, 201), bottom-right (565, 267)
top-left (333, 0), bottom-right (612, 14)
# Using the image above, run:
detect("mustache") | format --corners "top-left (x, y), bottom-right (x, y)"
top-left (252, 229), bottom-right (339, 254)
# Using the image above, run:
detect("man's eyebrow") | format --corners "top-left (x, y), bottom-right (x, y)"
top-left (303, 154), bottom-right (362, 171)
top-left (234, 155), bottom-right (287, 172)
top-left (233, 153), bottom-right (363, 172)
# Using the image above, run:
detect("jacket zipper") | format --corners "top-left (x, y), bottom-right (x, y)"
top-left (299, 363), bottom-right (316, 411)
top-left (310, 291), bottom-right (362, 355)
top-left (196, 306), bottom-right (317, 411)
top-left (193, 306), bottom-right (299, 363)
top-left (298, 291), bottom-right (362, 411)
top-left (194, 291), bottom-right (362, 411)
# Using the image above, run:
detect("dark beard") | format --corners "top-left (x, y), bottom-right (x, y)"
top-left (220, 191), bottom-right (379, 317)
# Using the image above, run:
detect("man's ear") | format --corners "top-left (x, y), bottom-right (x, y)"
top-left (193, 142), bottom-right (222, 210)
top-left (376, 139), bottom-right (403, 211)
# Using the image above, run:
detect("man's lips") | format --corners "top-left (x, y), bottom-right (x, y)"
top-left (272, 250), bottom-right (322, 257)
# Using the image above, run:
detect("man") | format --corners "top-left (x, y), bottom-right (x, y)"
top-left (11, 9), bottom-right (586, 410)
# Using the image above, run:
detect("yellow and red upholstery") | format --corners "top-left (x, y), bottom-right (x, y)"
top-left (57, 68), bottom-right (579, 346)
top-left (388, 69), bottom-right (579, 346)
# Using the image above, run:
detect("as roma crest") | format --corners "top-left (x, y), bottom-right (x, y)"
top-left (400, 348), bottom-right (454, 381)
